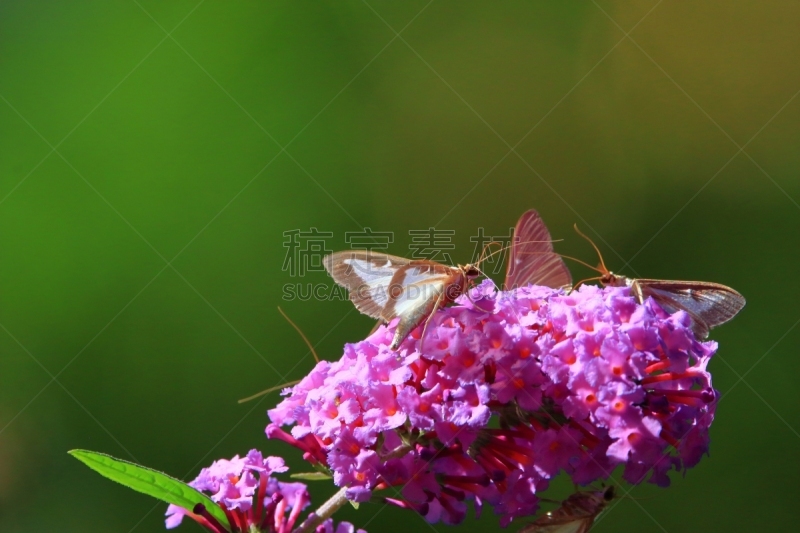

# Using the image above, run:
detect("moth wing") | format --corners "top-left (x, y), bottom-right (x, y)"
top-left (324, 251), bottom-right (411, 319)
top-left (521, 489), bottom-right (609, 533)
top-left (380, 262), bottom-right (456, 323)
top-left (504, 209), bottom-right (572, 290)
top-left (520, 517), bottom-right (595, 533)
top-left (637, 280), bottom-right (746, 338)
top-left (565, 518), bottom-right (596, 533)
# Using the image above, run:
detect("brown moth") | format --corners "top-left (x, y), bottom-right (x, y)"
top-left (505, 209), bottom-right (572, 290)
top-left (324, 210), bottom-right (570, 350)
top-left (324, 250), bottom-right (482, 350)
top-left (574, 225), bottom-right (745, 339)
top-left (520, 486), bottom-right (614, 533)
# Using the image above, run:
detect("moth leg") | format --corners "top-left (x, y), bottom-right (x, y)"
top-left (419, 291), bottom-right (446, 346)
top-left (630, 280), bottom-right (645, 303)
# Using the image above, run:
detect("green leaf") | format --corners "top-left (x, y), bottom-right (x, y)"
top-left (69, 450), bottom-right (229, 529)
top-left (349, 500), bottom-right (360, 510)
top-left (290, 472), bottom-right (332, 481)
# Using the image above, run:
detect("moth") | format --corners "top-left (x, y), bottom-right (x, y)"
top-left (324, 209), bottom-right (571, 350)
top-left (574, 225), bottom-right (745, 339)
top-left (505, 209), bottom-right (572, 290)
top-left (520, 486), bottom-right (614, 533)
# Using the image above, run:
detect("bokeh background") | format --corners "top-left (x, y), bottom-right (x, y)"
top-left (1, 1), bottom-right (798, 531)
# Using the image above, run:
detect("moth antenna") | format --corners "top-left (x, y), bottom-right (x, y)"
top-left (477, 238), bottom-right (562, 266)
top-left (620, 494), bottom-right (655, 501)
top-left (470, 265), bottom-right (522, 323)
top-left (573, 224), bottom-right (609, 274)
top-left (465, 293), bottom-right (494, 314)
top-left (278, 306), bottom-right (319, 363)
top-left (459, 263), bottom-right (496, 312)
top-left (577, 481), bottom-right (608, 492)
top-left (464, 281), bottom-right (495, 314)
top-left (237, 379), bottom-right (301, 404)
top-left (478, 240), bottom-right (504, 265)
top-left (515, 250), bottom-right (602, 274)
top-left (472, 264), bottom-right (499, 291)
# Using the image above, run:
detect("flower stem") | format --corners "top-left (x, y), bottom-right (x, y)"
top-left (380, 443), bottom-right (413, 461)
top-left (291, 486), bottom-right (349, 533)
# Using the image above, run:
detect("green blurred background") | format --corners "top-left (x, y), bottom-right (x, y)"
top-left (1, 1), bottom-right (798, 531)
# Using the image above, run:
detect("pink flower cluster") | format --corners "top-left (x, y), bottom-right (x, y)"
top-left (267, 281), bottom-right (718, 525)
top-left (165, 450), bottom-right (364, 533)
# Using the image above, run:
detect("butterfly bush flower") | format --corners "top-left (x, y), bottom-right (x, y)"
top-left (267, 281), bottom-right (718, 525)
top-left (165, 449), bottom-right (365, 533)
